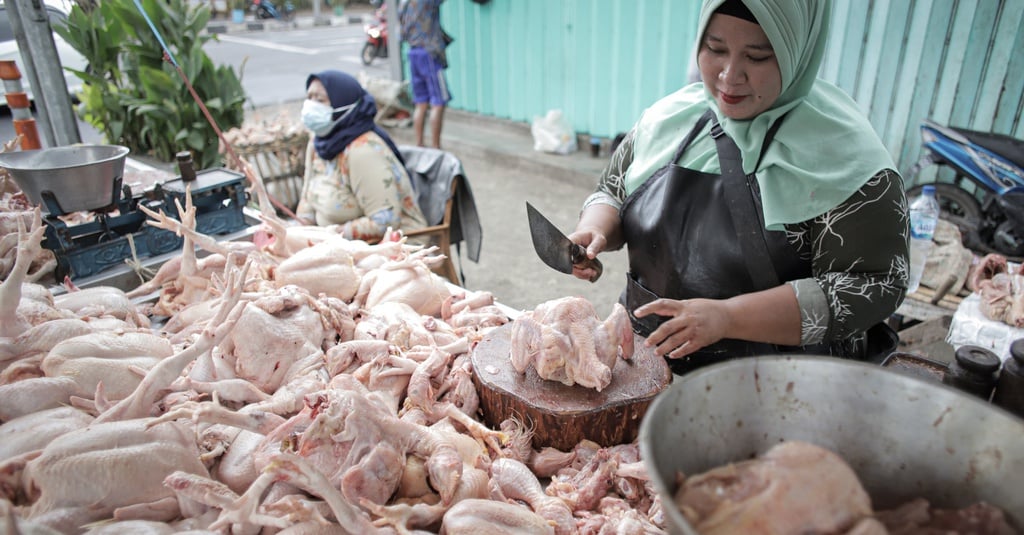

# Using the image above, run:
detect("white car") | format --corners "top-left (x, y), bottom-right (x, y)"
top-left (0, 0), bottom-right (86, 107)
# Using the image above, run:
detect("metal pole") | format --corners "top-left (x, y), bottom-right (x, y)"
top-left (6, 0), bottom-right (81, 146)
top-left (312, 0), bottom-right (331, 26)
top-left (384, 0), bottom-right (403, 82)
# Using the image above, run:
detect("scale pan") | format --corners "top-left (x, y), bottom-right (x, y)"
top-left (0, 144), bottom-right (130, 215)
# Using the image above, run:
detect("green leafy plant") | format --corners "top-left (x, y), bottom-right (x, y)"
top-left (54, 0), bottom-right (247, 169)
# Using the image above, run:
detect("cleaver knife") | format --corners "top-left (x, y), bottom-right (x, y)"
top-left (526, 202), bottom-right (603, 282)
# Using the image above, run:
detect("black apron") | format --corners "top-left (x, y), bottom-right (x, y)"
top-left (619, 109), bottom-right (896, 375)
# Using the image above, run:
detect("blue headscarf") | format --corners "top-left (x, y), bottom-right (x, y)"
top-left (306, 70), bottom-right (404, 164)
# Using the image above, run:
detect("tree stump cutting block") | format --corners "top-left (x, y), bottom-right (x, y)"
top-left (471, 323), bottom-right (672, 451)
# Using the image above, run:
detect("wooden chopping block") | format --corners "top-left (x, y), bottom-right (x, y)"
top-left (471, 323), bottom-right (672, 451)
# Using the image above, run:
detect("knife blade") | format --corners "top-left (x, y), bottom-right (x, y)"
top-left (526, 202), bottom-right (603, 282)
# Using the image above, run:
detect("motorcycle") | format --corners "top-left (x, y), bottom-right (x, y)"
top-left (250, 0), bottom-right (295, 22)
top-left (361, 8), bottom-right (388, 65)
top-left (905, 119), bottom-right (1024, 260)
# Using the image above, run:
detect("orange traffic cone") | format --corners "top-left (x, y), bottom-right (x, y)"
top-left (0, 60), bottom-right (41, 150)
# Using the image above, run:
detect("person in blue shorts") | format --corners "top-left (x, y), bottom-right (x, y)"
top-left (399, 0), bottom-right (451, 149)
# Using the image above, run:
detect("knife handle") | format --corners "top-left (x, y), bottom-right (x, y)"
top-left (571, 245), bottom-right (603, 283)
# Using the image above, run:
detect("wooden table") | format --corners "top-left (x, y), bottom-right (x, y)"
top-left (893, 284), bottom-right (966, 324)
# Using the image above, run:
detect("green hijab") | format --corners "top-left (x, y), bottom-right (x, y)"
top-left (625, 0), bottom-right (896, 230)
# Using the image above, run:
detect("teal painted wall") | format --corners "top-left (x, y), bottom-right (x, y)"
top-left (437, 0), bottom-right (1023, 182)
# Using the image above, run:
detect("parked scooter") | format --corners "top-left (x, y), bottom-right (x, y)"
top-left (250, 0), bottom-right (295, 22)
top-left (905, 119), bottom-right (1024, 259)
top-left (361, 7), bottom-right (388, 65)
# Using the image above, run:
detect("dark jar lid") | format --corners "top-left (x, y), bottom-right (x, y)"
top-left (953, 345), bottom-right (1001, 374)
top-left (1010, 338), bottom-right (1024, 364)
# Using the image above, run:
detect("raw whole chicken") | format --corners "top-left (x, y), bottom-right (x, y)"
top-left (271, 236), bottom-right (361, 301)
top-left (970, 253), bottom-right (1024, 327)
top-left (352, 247), bottom-right (453, 317)
top-left (673, 441), bottom-right (873, 534)
top-left (0, 406), bottom-right (93, 464)
top-left (509, 297), bottom-right (634, 391)
top-left (19, 418), bottom-right (209, 533)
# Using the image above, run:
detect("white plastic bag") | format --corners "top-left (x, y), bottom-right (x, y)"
top-left (531, 109), bottom-right (578, 155)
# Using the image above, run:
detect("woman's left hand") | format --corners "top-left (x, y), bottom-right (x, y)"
top-left (634, 298), bottom-right (732, 358)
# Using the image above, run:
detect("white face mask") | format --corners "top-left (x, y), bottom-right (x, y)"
top-left (301, 99), bottom-right (358, 137)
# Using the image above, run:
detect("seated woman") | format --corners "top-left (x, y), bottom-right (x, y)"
top-left (296, 69), bottom-right (427, 241)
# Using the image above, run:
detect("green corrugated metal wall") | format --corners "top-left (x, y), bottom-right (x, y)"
top-left (438, 0), bottom-right (1023, 182)
top-left (443, 0), bottom-right (701, 140)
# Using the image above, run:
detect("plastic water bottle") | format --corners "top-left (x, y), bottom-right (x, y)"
top-left (907, 185), bottom-right (940, 294)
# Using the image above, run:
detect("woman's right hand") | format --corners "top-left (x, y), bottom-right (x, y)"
top-left (567, 203), bottom-right (622, 281)
top-left (567, 226), bottom-right (606, 281)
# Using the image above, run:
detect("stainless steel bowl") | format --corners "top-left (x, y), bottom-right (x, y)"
top-left (639, 355), bottom-right (1024, 534)
top-left (0, 144), bottom-right (130, 214)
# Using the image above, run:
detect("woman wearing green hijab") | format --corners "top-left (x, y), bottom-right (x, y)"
top-left (569, 0), bottom-right (909, 375)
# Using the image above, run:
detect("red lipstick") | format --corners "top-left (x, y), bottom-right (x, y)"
top-left (720, 93), bottom-right (745, 105)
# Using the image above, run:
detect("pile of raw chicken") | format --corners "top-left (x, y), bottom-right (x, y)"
top-left (969, 253), bottom-right (1024, 327)
top-left (0, 164), bottom-right (666, 534)
top-left (0, 141), bottom-right (56, 284)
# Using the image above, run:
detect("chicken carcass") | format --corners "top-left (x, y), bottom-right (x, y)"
top-left (440, 498), bottom-right (555, 535)
top-left (673, 440), bottom-right (873, 535)
top-left (352, 247), bottom-right (452, 317)
top-left (0, 331), bottom-right (174, 422)
top-left (510, 297), bottom-right (634, 391)
top-left (212, 285), bottom-right (340, 394)
top-left (0, 406), bottom-right (93, 464)
top-left (53, 286), bottom-right (150, 328)
top-left (271, 236), bottom-right (361, 302)
top-left (19, 418), bottom-right (210, 533)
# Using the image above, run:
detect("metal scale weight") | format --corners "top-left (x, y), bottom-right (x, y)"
top-left (0, 145), bottom-right (249, 281)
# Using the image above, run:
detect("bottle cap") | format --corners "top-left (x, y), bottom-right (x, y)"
top-left (922, 184), bottom-right (936, 195)
top-left (954, 345), bottom-right (1001, 374)
top-left (1011, 338), bottom-right (1024, 363)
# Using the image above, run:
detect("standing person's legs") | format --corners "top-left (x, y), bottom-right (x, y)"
top-left (429, 104), bottom-right (445, 149)
top-left (409, 48), bottom-right (451, 149)
top-left (413, 103), bottom-right (429, 147)
top-left (408, 48), bottom-right (432, 147)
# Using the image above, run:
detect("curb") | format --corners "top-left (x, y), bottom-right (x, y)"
top-left (205, 12), bottom-right (366, 34)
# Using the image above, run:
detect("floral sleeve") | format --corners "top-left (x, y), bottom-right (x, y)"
top-left (341, 142), bottom-right (404, 241)
top-left (788, 169), bottom-right (909, 344)
top-left (582, 129), bottom-right (636, 211)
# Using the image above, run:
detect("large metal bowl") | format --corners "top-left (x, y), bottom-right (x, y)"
top-left (639, 355), bottom-right (1024, 534)
top-left (0, 144), bottom-right (130, 214)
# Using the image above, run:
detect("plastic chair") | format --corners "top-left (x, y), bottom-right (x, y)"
top-left (400, 146), bottom-right (481, 285)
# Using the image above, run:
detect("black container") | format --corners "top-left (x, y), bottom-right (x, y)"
top-left (942, 345), bottom-right (1001, 400)
top-left (993, 339), bottom-right (1024, 418)
top-left (176, 150), bottom-right (197, 182)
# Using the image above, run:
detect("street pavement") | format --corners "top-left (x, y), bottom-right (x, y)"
top-left (204, 4), bottom-right (371, 35)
